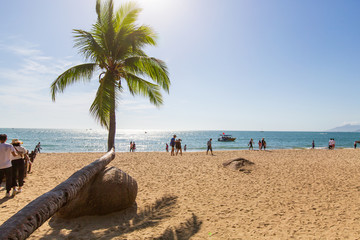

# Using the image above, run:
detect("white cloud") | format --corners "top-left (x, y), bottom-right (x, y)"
top-left (341, 121), bottom-right (360, 126)
top-left (0, 39), bottom-right (165, 128)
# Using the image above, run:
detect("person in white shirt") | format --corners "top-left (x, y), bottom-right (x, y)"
top-left (10, 139), bottom-right (30, 195)
top-left (0, 134), bottom-right (17, 198)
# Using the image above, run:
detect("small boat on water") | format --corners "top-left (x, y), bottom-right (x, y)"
top-left (218, 134), bottom-right (236, 142)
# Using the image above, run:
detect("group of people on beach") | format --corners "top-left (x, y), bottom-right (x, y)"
top-left (165, 135), bottom-right (360, 153)
top-left (167, 135), bottom-right (214, 156)
top-left (328, 138), bottom-right (335, 149)
top-left (248, 138), bottom-right (267, 150)
top-left (129, 141), bottom-right (136, 152)
top-left (169, 135), bottom-right (186, 156)
top-left (0, 134), bottom-right (33, 198)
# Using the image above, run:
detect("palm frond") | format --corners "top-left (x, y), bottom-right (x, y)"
top-left (93, 0), bottom-right (116, 57)
top-left (89, 71), bottom-right (117, 129)
top-left (114, 2), bottom-right (141, 31)
top-left (73, 29), bottom-right (105, 64)
top-left (51, 63), bottom-right (98, 101)
top-left (124, 56), bottom-right (170, 92)
top-left (125, 73), bottom-right (163, 106)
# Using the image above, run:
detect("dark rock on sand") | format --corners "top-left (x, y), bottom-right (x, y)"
top-left (223, 158), bottom-right (255, 173)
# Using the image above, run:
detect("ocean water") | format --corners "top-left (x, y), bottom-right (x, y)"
top-left (0, 128), bottom-right (359, 153)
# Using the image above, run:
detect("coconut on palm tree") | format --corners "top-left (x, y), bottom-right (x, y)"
top-left (51, 0), bottom-right (170, 151)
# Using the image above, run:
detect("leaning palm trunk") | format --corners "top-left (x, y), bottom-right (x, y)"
top-left (0, 149), bottom-right (115, 240)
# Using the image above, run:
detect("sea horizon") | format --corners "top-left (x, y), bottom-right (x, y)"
top-left (1, 128), bottom-right (359, 153)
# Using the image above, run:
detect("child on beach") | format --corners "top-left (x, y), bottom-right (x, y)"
top-left (258, 140), bottom-right (262, 150)
top-left (166, 143), bottom-right (169, 152)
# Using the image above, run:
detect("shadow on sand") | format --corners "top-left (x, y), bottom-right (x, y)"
top-left (40, 195), bottom-right (201, 239)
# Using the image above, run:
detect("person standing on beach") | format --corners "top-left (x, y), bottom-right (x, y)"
top-left (248, 138), bottom-right (254, 150)
top-left (312, 140), bottom-right (315, 149)
top-left (207, 138), bottom-right (213, 155)
top-left (261, 138), bottom-right (264, 150)
top-left (10, 139), bottom-right (30, 196)
top-left (35, 142), bottom-right (42, 153)
top-left (0, 134), bottom-right (18, 198)
top-left (184, 145), bottom-right (187, 152)
top-left (170, 135), bottom-right (176, 156)
top-left (166, 143), bottom-right (169, 152)
top-left (329, 138), bottom-right (335, 150)
top-left (130, 141), bottom-right (133, 152)
top-left (258, 140), bottom-right (262, 150)
top-left (354, 142), bottom-right (357, 149)
top-left (263, 139), bottom-right (267, 150)
top-left (132, 142), bottom-right (136, 152)
top-left (261, 138), bottom-right (266, 150)
top-left (175, 139), bottom-right (182, 156)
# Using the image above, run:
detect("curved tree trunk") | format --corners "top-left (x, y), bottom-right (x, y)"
top-left (0, 149), bottom-right (115, 240)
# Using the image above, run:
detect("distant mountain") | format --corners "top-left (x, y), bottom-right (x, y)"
top-left (328, 124), bottom-right (360, 132)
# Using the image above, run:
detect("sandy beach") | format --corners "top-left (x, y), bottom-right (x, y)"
top-left (1, 149), bottom-right (360, 239)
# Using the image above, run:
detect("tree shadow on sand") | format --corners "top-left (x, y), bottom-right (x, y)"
top-left (40, 194), bottom-right (201, 239)
top-left (154, 214), bottom-right (202, 240)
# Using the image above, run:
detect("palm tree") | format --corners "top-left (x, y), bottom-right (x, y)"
top-left (51, 0), bottom-right (170, 151)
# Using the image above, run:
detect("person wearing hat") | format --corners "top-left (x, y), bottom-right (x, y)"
top-left (170, 135), bottom-right (176, 156)
top-left (0, 134), bottom-right (18, 198)
top-left (10, 139), bottom-right (30, 196)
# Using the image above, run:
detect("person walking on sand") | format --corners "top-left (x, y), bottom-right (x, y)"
top-left (312, 140), bottom-right (315, 149)
top-left (258, 140), bottom-right (262, 150)
top-left (132, 142), bottom-right (136, 152)
top-left (170, 135), bottom-right (176, 156)
top-left (35, 142), bottom-right (42, 153)
top-left (329, 138), bottom-right (335, 150)
top-left (184, 144), bottom-right (187, 152)
top-left (261, 138), bottom-right (266, 150)
top-left (166, 143), bottom-right (169, 152)
top-left (0, 134), bottom-right (18, 198)
top-left (248, 138), bottom-right (254, 150)
top-left (10, 139), bottom-right (30, 196)
top-left (175, 139), bottom-right (182, 156)
top-left (130, 141), bottom-right (133, 152)
top-left (263, 139), bottom-right (267, 150)
top-left (207, 138), bottom-right (213, 155)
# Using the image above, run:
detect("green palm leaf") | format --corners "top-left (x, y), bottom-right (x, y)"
top-left (51, 63), bottom-right (98, 101)
top-left (89, 72), bottom-right (117, 129)
top-left (125, 73), bottom-right (163, 106)
top-left (125, 56), bottom-right (170, 92)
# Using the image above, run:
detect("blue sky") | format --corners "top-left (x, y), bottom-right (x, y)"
top-left (0, 0), bottom-right (359, 131)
